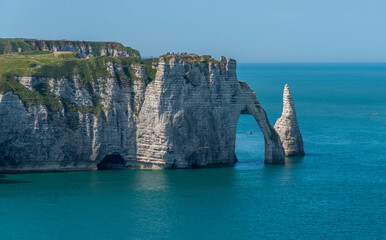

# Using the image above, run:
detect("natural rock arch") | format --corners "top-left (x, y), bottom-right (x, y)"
top-left (135, 57), bottom-right (286, 168)
top-left (234, 82), bottom-right (285, 164)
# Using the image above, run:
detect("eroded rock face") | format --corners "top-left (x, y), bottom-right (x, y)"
top-left (135, 56), bottom-right (285, 168)
top-left (0, 39), bottom-right (140, 58)
top-left (0, 56), bottom-right (286, 171)
top-left (0, 63), bottom-right (147, 171)
top-left (274, 84), bottom-right (305, 157)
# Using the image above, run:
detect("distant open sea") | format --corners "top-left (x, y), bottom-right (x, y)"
top-left (0, 63), bottom-right (385, 239)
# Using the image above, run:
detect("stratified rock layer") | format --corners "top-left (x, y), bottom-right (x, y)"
top-left (0, 39), bottom-right (140, 58)
top-left (274, 84), bottom-right (305, 157)
top-left (135, 56), bottom-right (285, 168)
top-left (0, 56), bottom-right (286, 171)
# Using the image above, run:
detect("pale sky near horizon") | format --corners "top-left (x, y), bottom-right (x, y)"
top-left (1, 0), bottom-right (385, 62)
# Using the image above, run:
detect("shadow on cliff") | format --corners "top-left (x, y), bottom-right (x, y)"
top-left (0, 174), bottom-right (30, 184)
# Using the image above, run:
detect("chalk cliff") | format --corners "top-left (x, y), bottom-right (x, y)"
top-left (0, 44), bottom-right (305, 171)
top-left (274, 84), bottom-right (305, 156)
top-left (0, 55), bottom-right (287, 171)
top-left (135, 56), bottom-right (285, 168)
top-left (0, 61), bottom-right (149, 171)
top-left (0, 38), bottom-right (140, 58)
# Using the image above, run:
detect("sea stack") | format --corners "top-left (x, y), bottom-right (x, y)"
top-left (274, 84), bottom-right (305, 157)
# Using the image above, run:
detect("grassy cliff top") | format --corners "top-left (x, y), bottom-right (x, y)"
top-left (0, 51), bottom-right (156, 79)
top-left (0, 38), bottom-right (140, 57)
top-left (0, 51), bottom-right (158, 117)
top-left (160, 54), bottom-right (224, 64)
top-left (0, 48), bottom-right (227, 121)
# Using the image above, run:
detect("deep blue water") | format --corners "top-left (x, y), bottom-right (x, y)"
top-left (0, 63), bottom-right (385, 239)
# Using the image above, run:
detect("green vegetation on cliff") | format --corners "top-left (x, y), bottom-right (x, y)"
top-left (0, 38), bottom-right (140, 57)
top-left (0, 49), bottom-right (158, 120)
top-left (160, 54), bottom-right (222, 65)
top-left (0, 41), bottom-right (222, 121)
top-left (0, 51), bottom-right (157, 82)
top-left (5, 78), bottom-right (62, 112)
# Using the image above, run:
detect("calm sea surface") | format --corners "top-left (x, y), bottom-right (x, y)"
top-left (0, 63), bottom-right (385, 239)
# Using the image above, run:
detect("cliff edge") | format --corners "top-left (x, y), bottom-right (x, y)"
top-left (0, 38), bottom-right (140, 58)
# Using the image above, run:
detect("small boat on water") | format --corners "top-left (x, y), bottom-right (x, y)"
top-left (249, 131), bottom-right (252, 134)
top-left (372, 113), bottom-right (379, 115)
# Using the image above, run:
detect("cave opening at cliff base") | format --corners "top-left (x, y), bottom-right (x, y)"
top-left (97, 154), bottom-right (126, 170)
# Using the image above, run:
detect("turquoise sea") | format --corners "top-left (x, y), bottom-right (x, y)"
top-left (0, 63), bottom-right (385, 239)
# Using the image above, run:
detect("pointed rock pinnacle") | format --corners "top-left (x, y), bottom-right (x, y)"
top-left (274, 84), bottom-right (305, 157)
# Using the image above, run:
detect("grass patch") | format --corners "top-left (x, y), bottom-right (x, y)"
top-left (160, 54), bottom-right (222, 64)
top-left (2, 76), bottom-right (62, 112)
top-left (142, 58), bottom-right (158, 82)
top-left (0, 51), bottom-right (159, 120)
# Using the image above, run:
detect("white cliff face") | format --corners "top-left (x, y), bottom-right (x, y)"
top-left (135, 56), bottom-right (285, 168)
top-left (274, 84), bottom-right (305, 157)
top-left (0, 56), bottom-right (288, 172)
top-left (0, 63), bottom-right (147, 171)
top-left (0, 40), bottom-right (140, 58)
top-left (54, 44), bottom-right (133, 58)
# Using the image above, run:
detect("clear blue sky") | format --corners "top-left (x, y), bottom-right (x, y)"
top-left (1, 0), bottom-right (385, 62)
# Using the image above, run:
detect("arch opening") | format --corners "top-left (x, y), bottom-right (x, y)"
top-left (235, 114), bottom-right (265, 165)
top-left (97, 154), bottom-right (125, 170)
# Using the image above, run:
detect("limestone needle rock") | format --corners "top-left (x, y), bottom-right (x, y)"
top-left (274, 84), bottom-right (305, 157)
